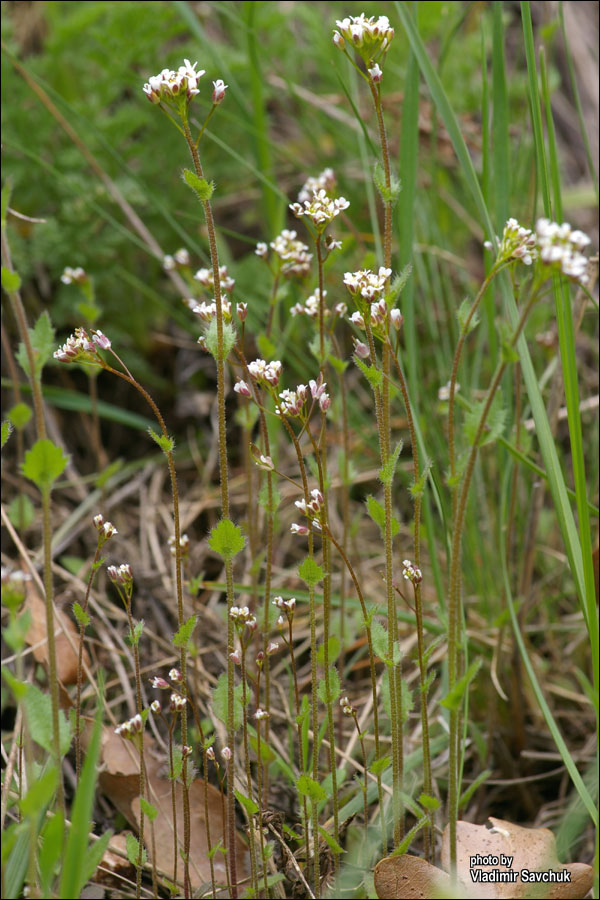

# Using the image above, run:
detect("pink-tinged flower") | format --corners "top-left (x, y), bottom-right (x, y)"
top-left (221, 746), bottom-right (232, 761)
top-left (319, 393), bottom-right (331, 412)
top-left (402, 559), bottom-right (423, 585)
top-left (174, 248), bottom-right (190, 266)
top-left (333, 14), bottom-right (394, 56)
top-left (230, 650), bottom-right (241, 666)
top-left (54, 328), bottom-right (99, 364)
top-left (169, 667), bottom-right (183, 683)
top-left (61, 266), bottom-right (87, 284)
top-left (368, 63), bottom-right (383, 82)
top-left (150, 700), bottom-right (161, 714)
top-left (92, 330), bottom-right (111, 350)
top-left (353, 339), bottom-right (369, 359)
top-left (349, 311), bottom-right (365, 329)
top-left (206, 746), bottom-right (216, 761)
top-left (234, 380), bottom-right (252, 397)
top-left (344, 267), bottom-right (391, 300)
top-left (266, 641), bottom-right (279, 656)
top-left (142, 59), bottom-right (205, 106)
top-left (290, 189), bottom-right (350, 231)
top-left (236, 302), bottom-right (247, 321)
top-left (290, 523), bottom-right (309, 535)
top-left (212, 79), bottom-right (228, 104)
top-left (390, 308), bottom-right (403, 330)
top-left (182, 744), bottom-right (193, 758)
top-left (309, 374), bottom-right (327, 400)
top-left (150, 676), bottom-right (170, 690)
top-left (107, 563), bottom-right (133, 585)
top-left (170, 692), bottom-right (187, 712)
top-left (256, 454), bottom-right (274, 471)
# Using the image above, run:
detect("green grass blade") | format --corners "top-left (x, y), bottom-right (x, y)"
top-left (59, 674), bottom-right (106, 898)
top-left (397, 0), bottom-right (587, 612)
top-left (499, 467), bottom-right (598, 826)
top-left (492, 2), bottom-right (510, 228)
top-left (398, 5), bottom-right (420, 400)
top-left (558, 2), bottom-right (599, 203)
top-left (521, 1), bottom-right (597, 671)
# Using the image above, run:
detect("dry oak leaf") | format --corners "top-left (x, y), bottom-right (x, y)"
top-left (24, 579), bottom-right (89, 687)
top-left (97, 726), bottom-right (247, 891)
top-left (441, 818), bottom-right (594, 899)
top-left (374, 853), bottom-right (458, 899)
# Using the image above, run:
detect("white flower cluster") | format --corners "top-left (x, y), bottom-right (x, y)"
top-left (535, 218), bottom-right (590, 284)
top-left (247, 358), bottom-right (283, 386)
top-left (115, 713), bottom-right (143, 738)
top-left (290, 189), bottom-right (350, 229)
top-left (191, 298), bottom-right (233, 323)
top-left (269, 229), bottom-right (312, 277)
top-left (107, 563), bottom-right (133, 585)
top-left (230, 605), bottom-right (257, 629)
top-left (276, 376), bottom-right (330, 417)
top-left (61, 266), bottom-right (87, 285)
top-left (143, 59), bottom-right (205, 105)
top-left (53, 327), bottom-right (97, 363)
top-left (290, 287), bottom-right (328, 318)
top-left (168, 533), bottom-right (190, 558)
top-left (340, 695), bottom-right (355, 716)
top-left (194, 265), bottom-right (235, 294)
top-left (402, 559), bottom-right (423, 585)
top-left (254, 708), bottom-right (269, 721)
top-left (344, 267), bottom-right (391, 300)
top-left (485, 218), bottom-right (537, 266)
top-left (93, 514), bottom-right (118, 542)
top-left (295, 488), bottom-right (324, 518)
top-left (333, 14), bottom-right (394, 54)
top-left (169, 692), bottom-right (187, 712)
top-left (298, 168), bottom-right (337, 204)
top-left (273, 596), bottom-right (296, 613)
top-left (163, 248), bottom-right (190, 270)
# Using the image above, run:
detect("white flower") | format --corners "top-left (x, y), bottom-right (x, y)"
top-left (212, 79), bottom-right (228, 104)
top-left (290, 189), bottom-right (350, 230)
top-left (368, 63), bottom-right (383, 82)
top-left (298, 169), bottom-right (337, 204)
top-left (333, 14), bottom-right (394, 55)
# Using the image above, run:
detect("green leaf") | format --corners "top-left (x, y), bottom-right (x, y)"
top-left (497, 318), bottom-right (520, 363)
top-left (441, 658), bottom-right (482, 711)
top-left (16, 311), bottom-right (55, 380)
top-left (316, 635), bottom-right (341, 666)
top-left (147, 428), bottom-right (175, 454)
top-left (204, 318), bottom-right (237, 361)
top-left (6, 494), bottom-right (33, 532)
top-left (317, 666), bottom-right (341, 705)
top-left (373, 161), bottom-right (402, 204)
top-left (24, 682), bottom-right (72, 757)
top-left (125, 833), bottom-right (146, 868)
top-left (8, 402), bottom-right (32, 430)
top-left (72, 602), bottom-right (91, 629)
top-left (128, 619), bottom-right (144, 647)
top-left (234, 789), bottom-right (259, 816)
top-left (369, 755), bottom-right (391, 776)
top-left (464, 394), bottom-right (507, 447)
top-left (182, 168), bottom-right (215, 200)
top-left (1, 420), bottom-right (13, 450)
top-left (371, 620), bottom-right (389, 661)
top-left (409, 459), bottom-right (432, 500)
top-left (298, 556), bottom-right (324, 588)
top-left (173, 614), bottom-right (197, 649)
top-left (257, 334), bottom-right (276, 359)
top-left (19, 765), bottom-right (58, 818)
top-left (379, 439), bottom-right (403, 486)
top-left (2, 666), bottom-right (27, 700)
top-left (22, 439), bottom-right (68, 490)
top-left (381, 671), bottom-right (413, 724)
top-left (140, 797), bottom-right (158, 821)
top-left (296, 774), bottom-right (326, 804)
top-left (248, 734), bottom-right (276, 766)
top-left (59, 677), bottom-right (109, 898)
top-left (328, 354), bottom-right (348, 374)
top-left (418, 792), bottom-right (441, 811)
top-left (386, 264), bottom-right (412, 305)
top-left (211, 672), bottom-right (244, 731)
top-left (354, 354), bottom-right (382, 390)
top-left (365, 495), bottom-right (400, 537)
top-left (318, 825), bottom-right (345, 855)
top-left (456, 297), bottom-right (480, 336)
top-left (1, 266), bottom-right (21, 292)
top-left (209, 518), bottom-right (245, 561)
top-left (39, 809), bottom-right (64, 898)
top-left (258, 483), bottom-right (280, 514)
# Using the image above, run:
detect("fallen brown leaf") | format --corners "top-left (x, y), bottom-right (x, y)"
top-left (441, 818), bottom-right (594, 899)
top-left (374, 853), bottom-right (457, 899)
top-left (24, 579), bottom-right (89, 687)
top-left (98, 726), bottom-right (247, 891)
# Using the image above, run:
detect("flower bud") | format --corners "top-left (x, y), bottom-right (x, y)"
top-left (212, 79), bottom-right (228, 104)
